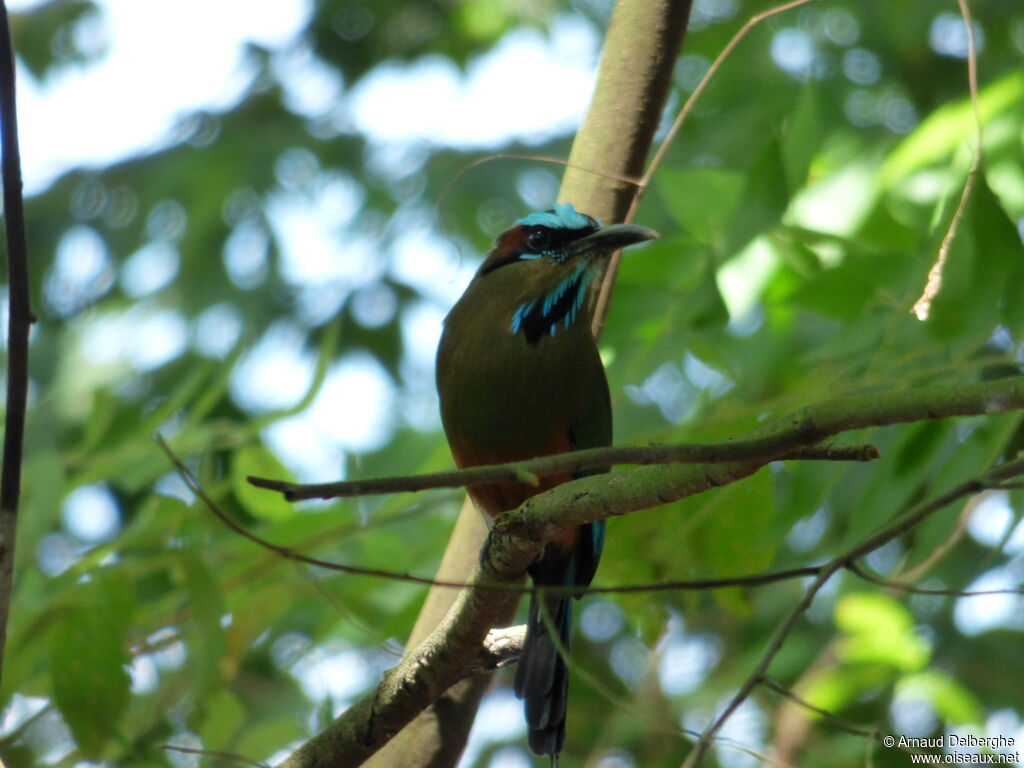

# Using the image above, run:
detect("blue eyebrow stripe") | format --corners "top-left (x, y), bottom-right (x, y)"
top-left (516, 202), bottom-right (598, 230)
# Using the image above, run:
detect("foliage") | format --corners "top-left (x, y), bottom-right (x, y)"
top-left (2, 1), bottom-right (1024, 767)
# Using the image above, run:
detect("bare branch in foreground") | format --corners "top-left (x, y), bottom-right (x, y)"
top-left (496, 377), bottom-right (1024, 543)
top-left (248, 441), bottom-right (878, 503)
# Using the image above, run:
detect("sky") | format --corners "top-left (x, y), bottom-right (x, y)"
top-left (16, 0), bottom-right (311, 191)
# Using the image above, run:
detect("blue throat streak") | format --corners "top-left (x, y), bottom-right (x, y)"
top-left (510, 263), bottom-right (595, 342)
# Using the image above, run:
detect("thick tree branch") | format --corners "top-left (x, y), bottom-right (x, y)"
top-left (277, 532), bottom-right (537, 768)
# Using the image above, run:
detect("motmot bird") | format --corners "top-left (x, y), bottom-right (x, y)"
top-left (436, 203), bottom-right (657, 758)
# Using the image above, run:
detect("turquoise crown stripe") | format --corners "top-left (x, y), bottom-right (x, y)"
top-left (516, 202), bottom-right (597, 230)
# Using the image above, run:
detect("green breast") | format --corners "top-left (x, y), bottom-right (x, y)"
top-left (436, 258), bottom-right (612, 472)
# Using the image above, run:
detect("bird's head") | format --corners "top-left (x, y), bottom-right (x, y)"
top-left (477, 202), bottom-right (657, 277)
top-left (470, 203), bottom-right (658, 345)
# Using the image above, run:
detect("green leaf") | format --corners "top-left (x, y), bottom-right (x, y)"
top-left (9, 0), bottom-right (102, 79)
top-left (725, 140), bottom-right (791, 255)
top-left (882, 71), bottom-right (1024, 184)
top-left (802, 663), bottom-right (895, 715)
top-left (50, 570), bottom-right (133, 758)
top-left (180, 553), bottom-right (227, 706)
top-left (926, 173), bottom-right (1024, 347)
top-left (781, 84), bottom-right (822, 192)
top-left (671, 471), bottom-right (777, 616)
top-left (197, 689), bottom-right (246, 748)
top-left (790, 250), bottom-right (899, 320)
top-left (232, 443), bottom-right (297, 522)
top-left (656, 167), bottom-right (742, 247)
top-left (835, 593), bottom-right (929, 671)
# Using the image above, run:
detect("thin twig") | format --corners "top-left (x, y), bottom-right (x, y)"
top-left (892, 491), bottom-right (979, 583)
top-left (683, 556), bottom-right (838, 768)
top-left (434, 152), bottom-right (642, 232)
top-left (248, 441), bottom-right (877, 502)
top-left (0, 0), bottom-right (31, 690)
top-left (595, 0), bottom-right (820, 332)
top-left (911, 0), bottom-right (983, 320)
top-left (629, 0), bottom-right (818, 220)
top-left (759, 677), bottom-right (883, 740)
top-left (848, 561), bottom-right (1024, 597)
top-left (155, 434), bottom-right (472, 590)
top-left (587, 565), bottom-right (821, 595)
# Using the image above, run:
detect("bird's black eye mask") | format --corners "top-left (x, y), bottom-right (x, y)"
top-left (518, 223), bottom-right (599, 261)
top-left (478, 220), bottom-right (599, 276)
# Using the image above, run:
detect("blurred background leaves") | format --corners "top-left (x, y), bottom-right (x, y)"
top-left (2, 0), bottom-right (1024, 766)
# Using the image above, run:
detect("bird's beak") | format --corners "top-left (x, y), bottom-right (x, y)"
top-left (564, 222), bottom-right (659, 260)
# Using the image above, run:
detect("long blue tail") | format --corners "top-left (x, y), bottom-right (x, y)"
top-left (514, 521), bottom-right (604, 758)
top-left (515, 582), bottom-right (572, 756)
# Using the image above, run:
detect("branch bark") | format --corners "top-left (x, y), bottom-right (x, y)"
top-left (0, 0), bottom-right (30, 690)
top-left (496, 377), bottom-right (1024, 541)
top-left (248, 441), bottom-right (877, 501)
top-left (278, 532), bottom-right (538, 768)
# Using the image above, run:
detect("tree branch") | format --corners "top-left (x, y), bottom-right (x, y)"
top-left (848, 561), bottom-right (1024, 597)
top-left (169, 433), bottom-right (828, 598)
top-left (247, 441), bottom-right (877, 502)
top-left (759, 677), bottom-right (882, 741)
top-left (496, 377), bottom-right (1024, 542)
top-left (364, 3), bottom-right (694, 764)
top-left (0, 0), bottom-right (31, 690)
top-left (277, 531), bottom-right (537, 768)
top-left (267, 377), bottom-right (1024, 767)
